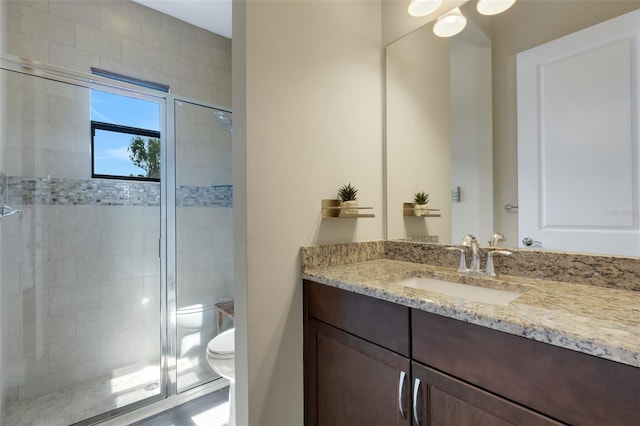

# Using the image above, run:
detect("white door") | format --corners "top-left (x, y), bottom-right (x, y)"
top-left (517, 9), bottom-right (640, 256)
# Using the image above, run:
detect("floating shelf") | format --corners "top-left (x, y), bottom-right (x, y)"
top-left (403, 202), bottom-right (441, 218)
top-left (321, 199), bottom-right (375, 218)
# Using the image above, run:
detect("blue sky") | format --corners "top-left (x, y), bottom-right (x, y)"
top-left (91, 89), bottom-right (160, 177)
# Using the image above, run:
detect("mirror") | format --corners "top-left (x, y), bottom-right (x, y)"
top-left (385, 0), bottom-right (640, 254)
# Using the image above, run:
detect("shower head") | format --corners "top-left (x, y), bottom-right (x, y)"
top-left (214, 111), bottom-right (233, 130)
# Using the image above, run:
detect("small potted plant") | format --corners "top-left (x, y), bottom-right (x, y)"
top-left (338, 183), bottom-right (359, 217)
top-left (413, 191), bottom-right (430, 216)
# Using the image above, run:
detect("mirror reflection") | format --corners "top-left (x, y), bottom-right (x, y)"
top-left (385, 0), bottom-right (640, 255)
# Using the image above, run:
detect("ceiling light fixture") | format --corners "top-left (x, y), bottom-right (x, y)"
top-left (433, 7), bottom-right (467, 38)
top-left (476, 0), bottom-right (516, 16)
top-left (407, 0), bottom-right (443, 17)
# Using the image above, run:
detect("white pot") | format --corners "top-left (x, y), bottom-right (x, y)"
top-left (414, 203), bottom-right (429, 216)
top-left (339, 200), bottom-right (359, 217)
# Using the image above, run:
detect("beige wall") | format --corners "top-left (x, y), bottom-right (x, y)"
top-left (386, 25), bottom-right (452, 241)
top-left (234, 1), bottom-right (384, 424)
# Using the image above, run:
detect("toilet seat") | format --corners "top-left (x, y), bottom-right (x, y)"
top-left (205, 328), bottom-right (236, 426)
top-left (207, 328), bottom-right (235, 359)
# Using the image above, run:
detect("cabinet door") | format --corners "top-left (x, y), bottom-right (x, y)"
top-left (411, 362), bottom-right (561, 426)
top-left (305, 319), bottom-right (412, 426)
top-left (412, 310), bottom-right (639, 425)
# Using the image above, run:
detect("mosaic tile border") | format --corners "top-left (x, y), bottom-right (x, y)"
top-left (5, 176), bottom-right (232, 208)
top-left (177, 184), bottom-right (232, 208)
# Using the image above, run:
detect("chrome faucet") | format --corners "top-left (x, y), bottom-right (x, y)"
top-left (448, 234), bottom-right (512, 276)
top-left (461, 234), bottom-right (483, 274)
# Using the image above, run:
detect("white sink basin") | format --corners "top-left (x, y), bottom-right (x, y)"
top-left (395, 276), bottom-right (522, 305)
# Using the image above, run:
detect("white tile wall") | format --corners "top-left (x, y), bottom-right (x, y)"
top-left (3, 72), bottom-right (91, 180)
top-left (177, 208), bottom-right (233, 309)
top-left (175, 100), bottom-right (232, 187)
top-left (6, 0), bottom-right (231, 106)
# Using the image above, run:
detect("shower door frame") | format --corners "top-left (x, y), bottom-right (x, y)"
top-left (0, 54), bottom-right (232, 424)
top-left (168, 96), bottom-right (233, 395)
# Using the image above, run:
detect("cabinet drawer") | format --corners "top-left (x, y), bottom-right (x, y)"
top-left (304, 280), bottom-right (410, 356)
top-left (413, 362), bottom-right (561, 426)
top-left (412, 310), bottom-right (640, 426)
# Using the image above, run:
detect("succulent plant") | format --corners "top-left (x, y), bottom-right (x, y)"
top-left (338, 183), bottom-right (358, 202)
top-left (414, 191), bottom-right (430, 205)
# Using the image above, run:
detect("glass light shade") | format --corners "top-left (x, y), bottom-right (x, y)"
top-left (433, 7), bottom-right (467, 37)
top-left (407, 0), bottom-right (443, 17)
top-left (476, 0), bottom-right (516, 15)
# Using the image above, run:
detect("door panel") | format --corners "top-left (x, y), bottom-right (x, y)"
top-left (411, 362), bottom-right (560, 426)
top-left (517, 9), bottom-right (640, 255)
top-left (306, 319), bottom-right (411, 426)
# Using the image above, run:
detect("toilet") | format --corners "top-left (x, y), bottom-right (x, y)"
top-left (206, 328), bottom-right (235, 426)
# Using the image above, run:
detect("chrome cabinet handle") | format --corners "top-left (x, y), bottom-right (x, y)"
top-left (398, 370), bottom-right (406, 419)
top-left (413, 378), bottom-right (421, 425)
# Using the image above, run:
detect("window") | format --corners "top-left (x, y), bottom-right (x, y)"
top-left (91, 120), bottom-right (160, 180)
top-left (90, 70), bottom-right (166, 181)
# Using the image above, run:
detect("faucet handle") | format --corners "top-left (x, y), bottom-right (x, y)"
top-left (446, 246), bottom-right (469, 272)
top-left (485, 250), bottom-right (512, 277)
top-left (460, 234), bottom-right (478, 248)
top-left (488, 232), bottom-right (505, 247)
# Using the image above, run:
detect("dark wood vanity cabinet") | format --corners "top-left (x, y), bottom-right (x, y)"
top-left (411, 310), bottom-right (640, 426)
top-left (304, 280), bottom-right (640, 426)
top-left (411, 362), bottom-right (560, 426)
top-left (306, 319), bottom-right (411, 425)
top-left (304, 279), bottom-right (411, 425)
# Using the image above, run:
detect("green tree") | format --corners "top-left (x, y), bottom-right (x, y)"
top-left (128, 136), bottom-right (160, 179)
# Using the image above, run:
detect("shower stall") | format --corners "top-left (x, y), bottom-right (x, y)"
top-left (0, 56), bottom-right (233, 426)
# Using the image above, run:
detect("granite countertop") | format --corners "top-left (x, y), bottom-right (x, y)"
top-left (302, 258), bottom-right (640, 368)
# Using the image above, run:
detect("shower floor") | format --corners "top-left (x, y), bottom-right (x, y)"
top-left (2, 359), bottom-right (216, 426)
top-left (3, 361), bottom-right (162, 426)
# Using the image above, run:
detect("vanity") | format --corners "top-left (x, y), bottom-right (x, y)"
top-left (306, 2), bottom-right (640, 424)
top-left (301, 242), bottom-right (640, 426)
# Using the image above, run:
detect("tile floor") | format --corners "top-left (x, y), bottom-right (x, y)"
top-left (3, 348), bottom-right (217, 425)
top-left (132, 387), bottom-right (229, 426)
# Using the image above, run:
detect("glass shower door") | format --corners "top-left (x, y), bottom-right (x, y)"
top-left (0, 68), bottom-right (164, 425)
top-left (174, 99), bottom-right (233, 393)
